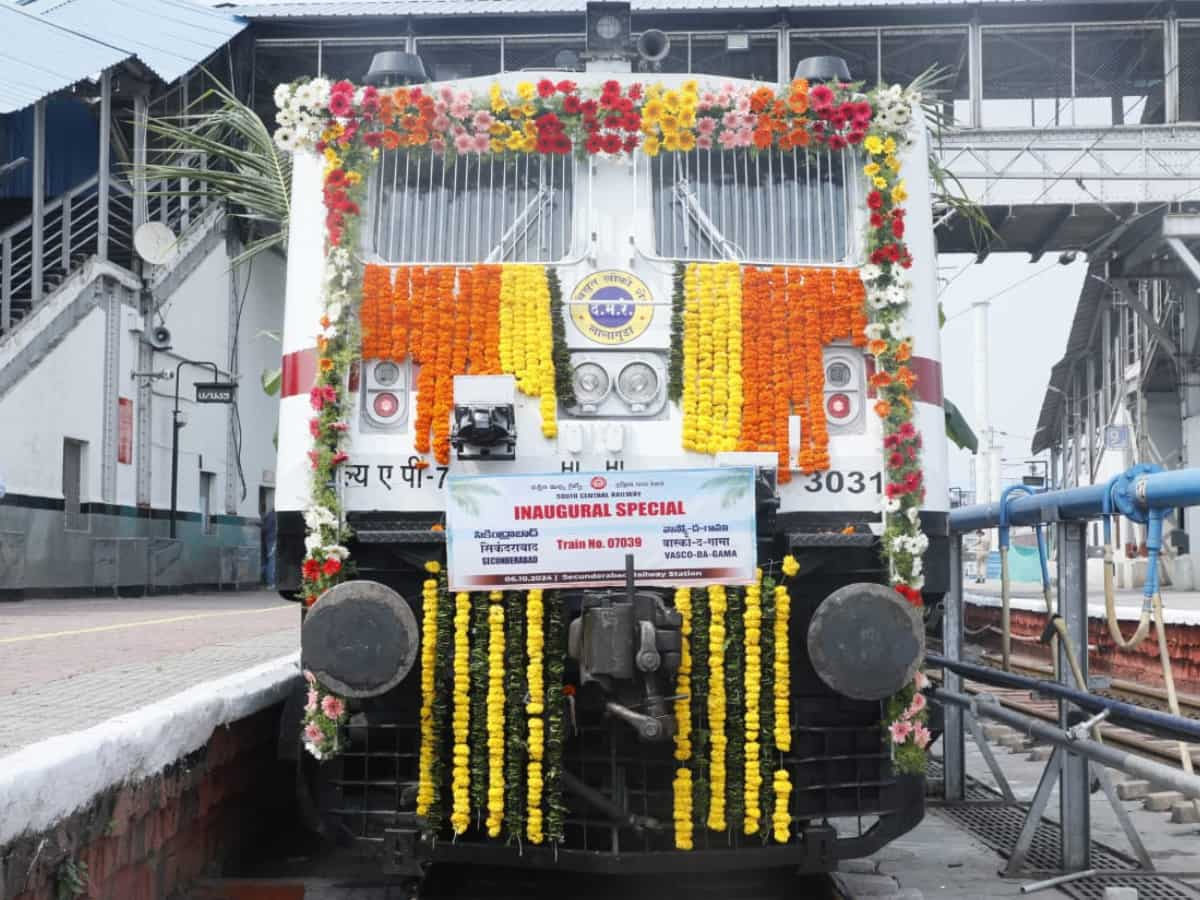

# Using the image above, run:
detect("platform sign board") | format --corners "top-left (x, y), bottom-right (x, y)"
top-left (195, 382), bottom-right (236, 404)
top-left (445, 467), bottom-right (757, 591)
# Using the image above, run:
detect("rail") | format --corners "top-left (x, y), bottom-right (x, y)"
top-left (0, 168), bottom-right (209, 335)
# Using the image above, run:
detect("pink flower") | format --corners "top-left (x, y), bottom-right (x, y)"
top-left (697, 116), bottom-right (717, 135)
top-left (450, 100), bottom-right (472, 120)
top-left (321, 694), bottom-right (345, 720)
top-left (697, 135), bottom-right (713, 150)
top-left (722, 110), bottom-right (741, 129)
top-left (330, 421), bottom-right (350, 432)
top-left (700, 91), bottom-right (717, 109)
top-left (735, 95), bottom-right (751, 114)
top-left (307, 450), bottom-right (320, 470)
top-left (472, 110), bottom-right (495, 132)
top-left (331, 450), bottom-right (349, 466)
top-left (889, 720), bottom-right (913, 744)
top-left (430, 136), bottom-right (447, 154)
top-left (432, 114), bottom-right (451, 132)
top-left (473, 133), bottom-right (490, 153)
top-left (913, 671), bottom-right (929, 691)
top-left (305, 690), bottom-right (318, 712)
top-left (304, 723), bottom-right (323, 744)
top-left (455, 89), bottom-right (472, 108)
top-left (913, 723), bottom-right (932, 749)
top-left (734, 128), bottom-right (754, 148)
top-left (904, 691), bottom-right (927, 719)
top-left (454, 132), bottom-right (473, 154)
top-left (438, 86), bottom-right (455, 104)
top-left (718, 129), bottom-right (739, 150)
top-left (715, 90), bottom-right (732, 107)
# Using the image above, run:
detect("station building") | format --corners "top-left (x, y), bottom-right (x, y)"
top-left (4, 0), bottom-right (1200, 593)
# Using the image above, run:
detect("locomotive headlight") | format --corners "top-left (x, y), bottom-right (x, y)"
top-left (572, 361), bottom-right (611, 410)
top-left (616, 362), bottom-right (659, 411)
top-left (826, 360), bottom-right (852, 388)
top-left (373, 360), bottom-right (401, 387)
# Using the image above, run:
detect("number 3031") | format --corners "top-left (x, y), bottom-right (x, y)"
top-left (803, 470), bottom-right (883, 494)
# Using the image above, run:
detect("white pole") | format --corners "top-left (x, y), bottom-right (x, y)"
top-left (973, 299), bottom-right (997, 552)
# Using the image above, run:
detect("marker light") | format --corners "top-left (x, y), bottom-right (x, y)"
top-left (374, 361), bottom-right (401, 387)
top-left (826, 361), bottom-right (852, 388)
top-left (573, 362), bottom-right (611, 406)
top-left (827, 392), bottom-right (852, 420)
top-left (373, 392), bottom-right (400, 418)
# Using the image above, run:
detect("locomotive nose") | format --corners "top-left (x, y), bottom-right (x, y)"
top-left (302, 580), bottom-right (420, 698)
top-left (806, 583), bottom-right (924, 701)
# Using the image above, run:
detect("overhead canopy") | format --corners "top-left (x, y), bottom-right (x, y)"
top-left (0, 0), bottom-right (245, 115)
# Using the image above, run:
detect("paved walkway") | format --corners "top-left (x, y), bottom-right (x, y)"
top-left (966, 580), bottom-right (1200, 625)
top-left (0, 592), bottom-right (299, 755)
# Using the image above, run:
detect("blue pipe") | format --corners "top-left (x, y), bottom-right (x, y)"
top-left (999, 484), bottom-right (1051, 590)
top-left (950, 463), bottom-right (1198, 534)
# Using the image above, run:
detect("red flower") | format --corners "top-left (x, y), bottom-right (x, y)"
top-left (604, 113), bottom-right (623, 129)
top-left (888, 451), bottom-right (905, 468)
top-left (363, 131), bottom-right (384, 148)
top-left (828, 134), bottom-right (848, 150)
top-left (332, 450), bottom-right (349, 466)
top-left (628, 83), bottom-right (643, 100)
top-left (898, 423), bottom-right (917, 440)
top-left (617, 97), bottom-right (633, 113)
top-left (585, 134), bottom-right (603, 154)
top-left (553, 134), bottom-right (572, 154)
top-left (622, 134), bottom-right (639, 153)
top-left (329, 91), bottom-right (354, 118)
top-left (602, 79), bottom-right (620, 96)
top-left (563, 94), bottom-right (582, 115)
top-left (867, 191), bottom-right (883, 210)
top-left (360, 85), bottom-right (380, 118)
top-left (308, 450), bottom-right (321, 469)
top-left (892, 218), bottom-right (905, 239)
top-left (884, 434), bottom-right (901, 449)
top-left (885, 482), bottom-right (903, 499)
top-left (309, 418), bottom-right (321, 438)
top-left (870, 213), bottom-right (884, 228)
top-left (846, 128), bottom-right (865, 144)
top-left (903, 471), bottom-right (923, 492)
top-left (581, 99), bottom-right (599, 118)
top-left (536, 111), bottom-right (562, 130)
top-left (556, 79), bottom-right (577, 94)
top-left (622, 111), bottom-right (641, 131)
top-left (302, 558), bottom-right (321, 581)
top-left (322, 557), bottom-right (342, 577)
top-left (895, 584), bottom-right (923, 607)
top-left (809, 84), bottom-right (834, 110)
top-left (601, 133), bottom-right (622, 154)
top-left (537, 79), bottom-right (556, 98)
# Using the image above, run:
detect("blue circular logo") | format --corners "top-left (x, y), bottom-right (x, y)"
top-left (571, 271), bottom-right (654, 345)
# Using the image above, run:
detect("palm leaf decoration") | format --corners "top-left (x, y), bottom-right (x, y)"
top-left (700, 472), bottom-right (752, 509)
top-left (448, 480), bottom-right (502, 516)
top-left (135, 74), bottom-right (292, 265)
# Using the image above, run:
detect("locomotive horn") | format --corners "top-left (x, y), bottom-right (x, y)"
top-left (807, 582), bottom-right (924, 701)
top-left (636, 29), bottom-right (670, 64)
top-left (302, 580), bottom-right (419, 698)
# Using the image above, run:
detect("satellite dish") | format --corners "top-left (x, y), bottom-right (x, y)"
top-left (134, 222), bottom-right (178, 266)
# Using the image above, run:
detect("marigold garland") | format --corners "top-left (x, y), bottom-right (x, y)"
top-left (415, 571), bottom-right (441, 819)
top-left (525, 588), bottom-right (546, 844)
top-left (543, 592), bottom-right (568, 844)
top-left (772, 769), bottom-right (793, 843)
top-left (503, 591), bottom-right (528, 842)
top-left (485, 590), bottom-right (506, 837)
top-left (742, 572), bottom-right (763, 836)
top-left (705, 584), bottom-right (728, 833)
top-left (672, 587), bottom-right (694, 850)
top-left (450, 591), bottom-right (472, 835)
top-left (773, 581), bottom-right (792, 753)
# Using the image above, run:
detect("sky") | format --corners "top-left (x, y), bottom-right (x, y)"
top-left (935, 252), bottom-right (1087, 491)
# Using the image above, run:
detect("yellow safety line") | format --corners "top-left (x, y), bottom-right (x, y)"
top-left (0, 605), bottom-right (294, 644)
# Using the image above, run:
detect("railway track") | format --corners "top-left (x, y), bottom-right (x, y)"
top-left (926, 647), bottom-right (1200, 770)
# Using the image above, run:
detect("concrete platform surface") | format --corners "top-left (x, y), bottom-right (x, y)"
top-left (0, 591), bottom-right (298, 755)
top-left (965, 583), bottom-right (1200, 625)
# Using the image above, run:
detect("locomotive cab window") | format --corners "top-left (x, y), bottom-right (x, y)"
top-left (645, 146), bottom-right (858, 264)
top-left (367, 150), bottom-right (576, 264)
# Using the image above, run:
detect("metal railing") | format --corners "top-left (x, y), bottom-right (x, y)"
top-left (636, 146), bottom-right (859, 265)
top-left (368, 150), bottom-right (580, 264)
top-left (0, 169), bottom-right (209, 335)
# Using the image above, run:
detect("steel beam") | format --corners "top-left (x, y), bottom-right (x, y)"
top-left (1028, 206), bottom-right (1074, 263)
top-left (1166, 237), bottom-right (1200, 288)
top-left (1058, 520), bottom-right (1090, 872)
top-left (31, 99), bottom-right (45, 304)
top-left (943, 533), bottom-right (965, 802)
top-left (98, 69), bottom-right (111, 264)
top-left (1115, 280), bottom-right (1179, 357)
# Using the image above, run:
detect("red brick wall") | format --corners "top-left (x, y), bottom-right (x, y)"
top-left (963, 604), bottom-right (1200, 694)
top-left (2, 706), bottom-right (288, 900)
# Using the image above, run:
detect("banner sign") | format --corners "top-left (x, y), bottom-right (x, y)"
top-left (446, 467), bottom-right (757, 591)
top-left (195, 382), bottom-right (236, 404)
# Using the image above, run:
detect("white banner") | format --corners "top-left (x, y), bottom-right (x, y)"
top-left (445, 467), bottom-right (758, 591)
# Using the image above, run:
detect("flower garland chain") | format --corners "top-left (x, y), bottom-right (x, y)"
top-left (742, 572), bottom-right (763, 836)
top-left (543, 593), bottom-right (568, 844)
top-left (301, 669), bottom-right (347, 759)
top-left (469, 590), bottom-right (490, 818)
top-left (485, 590), bottom-right (506, 837)
top-left (450, 591), bottom-right (472, 835)
top-left (525, 588), bottom-right (546, 844)
top-left (503, 591), bottom-right (528, 842)
top-left (415, 566), bottom-right (441, 818)
top-left (672, 587), bottom-right (694, 850)
top-left (772, 557), bottom-right (796, 844)
top-left (705, 584), bottom-right (728, 833)
top-left (724, 587), bottom-right (746, 829)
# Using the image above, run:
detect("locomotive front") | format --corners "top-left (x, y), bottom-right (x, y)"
top-left (273, 40), bottom-right (946, 887)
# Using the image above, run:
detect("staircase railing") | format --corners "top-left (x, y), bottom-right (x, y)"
top-left (0, 165), bottom-right (211, 335)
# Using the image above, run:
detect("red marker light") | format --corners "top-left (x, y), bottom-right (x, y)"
top-left (373, 391), bottom-right (400, 418)
top-left (826, 392), bottom-right (852, 419)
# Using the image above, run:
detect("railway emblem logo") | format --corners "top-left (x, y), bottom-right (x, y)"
top-left (590, 475), bottom-right (607, 490)
top-left (570, 270), bottom-right (654, 345)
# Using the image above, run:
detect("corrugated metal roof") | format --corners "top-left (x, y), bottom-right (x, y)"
top-left (36, 0), bottom-right (245, 84)
top-left (232, 0), bottom-right (1047, 17)
top-left (0, 3), bottom-right (128, 114)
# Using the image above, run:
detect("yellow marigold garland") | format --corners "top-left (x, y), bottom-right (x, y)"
top-left (485, 590), bottom-right (506, 837)
top-left (773, 582), bottom-right (792, 752)
top-left (681, 264), bottom-right (700, 451)
top-left (723, 262), bottom-right (744, 453)
top-left (415, 572), bottom-right (440, 818)
top-left (742, 571), bottom-right (763, 835)
top-left (497, 265), bottom-right (557, 439)
top-left (672, 587), bottom-right (694, 850)
top-left (450, 591), bottom-right (472, 834)
top-left (705, 584), bottom-right (728, 832)
top-left (525, 588), bottom-right (546, 844)
top-left (681, 262), bottom-right (745, 454)
top-left (772, 769), bottom-right (792, 843)
top-left (696, 266), bottom-right (716, 454)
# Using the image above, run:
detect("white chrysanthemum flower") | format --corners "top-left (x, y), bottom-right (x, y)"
top-left (327, 544), bottom-right (350, 561)
top-left (273, 128), bottom-right (298, 151)
top-left (860, 263), bottom-right (884, 284)
top-left (864, 322), bottom-right (886, 341)
top-left (888, 319), bottom-right (911, 341)
top-left (304, 533), bottom-right (323, 554)
top-left (882, 496), bottom-right (901, 514)
top-left (911, 557), bottom-right (923, 577)
top-left (294, 81), bottom-right (318, 111)
top-left (274, 83), bottom-right (293, 109)
top-left (906, 506), bottom-right (920, 525)
top-left (326, 301), bottom-right (344, 322)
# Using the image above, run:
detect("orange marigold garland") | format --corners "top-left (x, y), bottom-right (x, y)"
top-left (391, 265), bottom-right (411, 360)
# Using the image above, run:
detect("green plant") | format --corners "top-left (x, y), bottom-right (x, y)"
top-left (55, 858), bottom-right (88, 900)
top-left (136, 73), bottom-right (292, 265)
